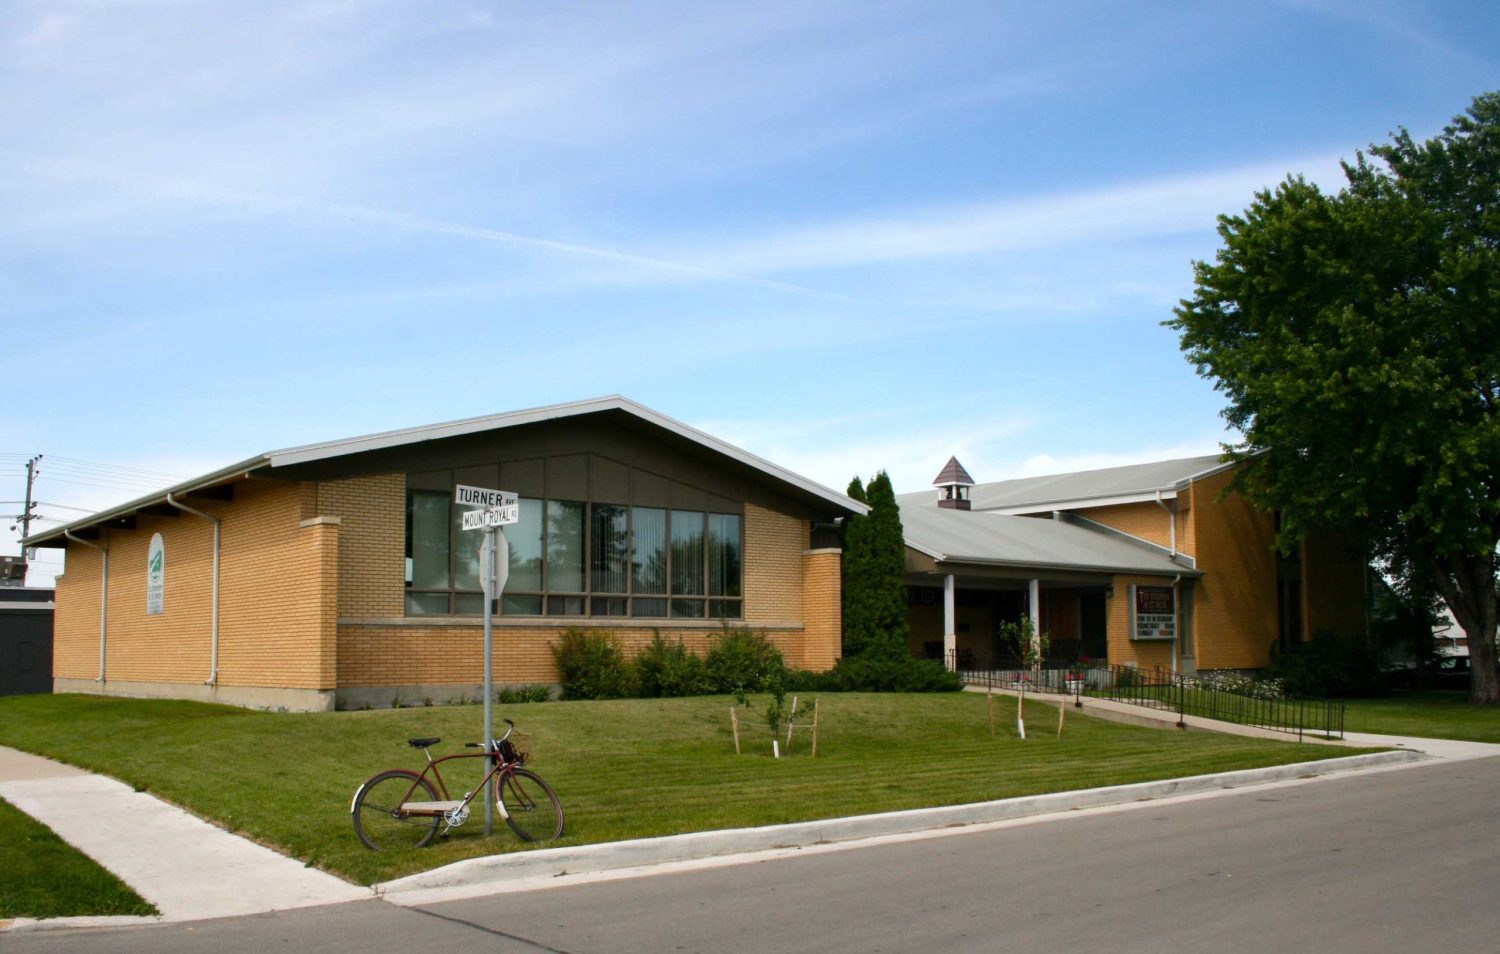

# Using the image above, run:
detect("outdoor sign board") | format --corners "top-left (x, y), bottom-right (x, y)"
top-left (1131, 584), bottom-right (1175, 640)
top-left (146, 533), bottom-right (165, 615)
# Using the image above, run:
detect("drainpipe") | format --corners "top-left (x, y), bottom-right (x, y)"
top-left (1154, 491), bottom-right (1177, 559)
top-left (167, 493), bottom-right (221, 687)
top-left (1170, 573), bottom-right (1183, 673)
top-left (65, 530), bottom-right (109, 682)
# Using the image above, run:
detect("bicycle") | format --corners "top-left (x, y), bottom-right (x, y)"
top-left (351, 719), bottom-right (564, 851)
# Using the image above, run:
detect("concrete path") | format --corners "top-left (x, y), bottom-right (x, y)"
top-left (0, 746), bottom-right (369, 923)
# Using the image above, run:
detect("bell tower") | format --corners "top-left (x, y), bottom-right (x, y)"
top-left (933, 456), bottom-right (974, 510)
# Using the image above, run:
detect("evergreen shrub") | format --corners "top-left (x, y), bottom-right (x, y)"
top-left (550, 628), bottom-right (636, 700)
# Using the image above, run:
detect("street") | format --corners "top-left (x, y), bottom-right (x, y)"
top-left (11, 755), bottom-right (1500, 953)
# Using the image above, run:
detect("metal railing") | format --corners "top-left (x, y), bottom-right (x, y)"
top-left (946, 651), bottom-right (1345, 740)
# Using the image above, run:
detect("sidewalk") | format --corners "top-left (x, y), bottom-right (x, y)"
top-left (0, 746), bottom-right (369, 925)
top-left (4, 716), bottom-right (1498, 929)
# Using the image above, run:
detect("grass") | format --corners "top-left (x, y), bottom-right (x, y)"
top-left (0, 796), bottom-right (157, 919)
top-left (0, 692), bottom-right (1356, 886)
top-left (1340, 690), bottom-right (1500, 743)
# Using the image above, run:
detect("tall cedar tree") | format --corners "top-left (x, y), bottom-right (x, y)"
top-left (863, 472), bottom-right (914, 659)
top-left (1169, 92), bottom-right (1500, 703)
top-left (841, 476), bottom-right (875, 657)
top-left (841, 472), bottom-right (912, 659)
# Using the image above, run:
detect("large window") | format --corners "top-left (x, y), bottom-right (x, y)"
top-left (405, 492), bottom-right (741, 620)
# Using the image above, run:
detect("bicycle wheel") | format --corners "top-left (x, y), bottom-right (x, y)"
top-left (496, 768), bottom-right (564, 842)
top-left (352, 770), bottom-right (440, 851)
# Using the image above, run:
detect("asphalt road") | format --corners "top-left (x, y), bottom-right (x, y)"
top-left (13, 756), bottom-right (1500, 953)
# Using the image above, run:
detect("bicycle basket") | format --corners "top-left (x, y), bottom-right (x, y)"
top-left (499, 732), bottom-right (530, 765)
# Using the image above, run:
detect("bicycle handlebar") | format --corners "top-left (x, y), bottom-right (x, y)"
top-left (463, 719), bottom-right (517, 751)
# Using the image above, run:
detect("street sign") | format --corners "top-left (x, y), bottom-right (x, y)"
top-left (461, 506), bottom-right (518, 530)
top-left (455, 485), bottom-right (517, 510)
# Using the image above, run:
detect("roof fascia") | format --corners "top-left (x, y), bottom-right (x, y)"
top-left (980, 490), bottom-right (1177, 515)
top-left (22, 455), bottom-right (269, 547)
top-left (933, 554), bottom-right (1203, 578)
top-left (1175, 457), bottom-right (1239, 488)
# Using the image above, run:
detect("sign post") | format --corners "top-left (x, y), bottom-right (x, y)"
top-left (456, 485), bottom-right (517, 836)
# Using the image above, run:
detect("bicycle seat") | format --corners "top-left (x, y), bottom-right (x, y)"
top-left (407, 737), bottom-right (441, 749)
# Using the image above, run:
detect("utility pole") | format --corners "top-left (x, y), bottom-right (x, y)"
top-left (17, 454), bottom-right (41, 585)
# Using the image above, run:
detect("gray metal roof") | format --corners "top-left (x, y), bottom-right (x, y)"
top-left (25, 396), bottom-right (867, 546)
top-left (900, 453), bottom-right (1231, 514)
top-left (899, 502), bottom-right (1199, 577)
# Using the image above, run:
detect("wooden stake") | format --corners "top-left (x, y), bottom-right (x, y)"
top-left (785, 695), bottom-right (800, 748)
top-left (810, 698), bottom-right (820, 758)
top-left (1057, 695), bottom-right (1066, 738)
top-left (987, 685), bottom-right (995, 736)
top-left (730, 706), bottom-right (741, 755)
top-left (1017, 686), bottom-right (1026, 740)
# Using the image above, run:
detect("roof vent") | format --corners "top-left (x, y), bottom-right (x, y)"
top-left (933, 456), bottom-right (974, 510)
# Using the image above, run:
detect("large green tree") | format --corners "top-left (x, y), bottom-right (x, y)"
top-left (841, 471), bottom-right (912, 659)
top-left (1169, 92), bottom-right (1500, 703)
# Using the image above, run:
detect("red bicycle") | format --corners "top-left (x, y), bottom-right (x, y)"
top-left (351, 719), bottom-right (564, 850)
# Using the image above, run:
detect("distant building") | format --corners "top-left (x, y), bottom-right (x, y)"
top-left (0, 586), bottom-right (54, 697)
top-left (900, 455), bottom-right (1367, 673)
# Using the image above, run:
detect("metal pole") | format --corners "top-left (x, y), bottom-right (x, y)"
top-left (482, 525), bottom-right (495, 837)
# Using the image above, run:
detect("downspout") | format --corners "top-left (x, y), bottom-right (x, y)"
top-left (65, 530), bottom-right (108, 682)
top-left (166, 493), bottom-right (221, 687)
top-left (1154, 491), bottom-right (1177, 559)
top-left (1170, 573), bottom-right (1183, 673)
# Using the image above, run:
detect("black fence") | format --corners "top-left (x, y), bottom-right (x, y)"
top-left (947, 652), bottom-right (1344, 740)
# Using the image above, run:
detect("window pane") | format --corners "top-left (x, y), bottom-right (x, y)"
top-left (671, 510), bottom-right (705, 596)
top-left (591, 504), bottom-right (629, 594)
top-left (709, 599), bottom-right (742, 620)
top-left (708, 513), bottom-right (742, 598)
top-left (454, 593), bottom-right (486, 615)
top-left (632, 597), bottom-right (668, 618)
top-left (507, 498), bottom-right (543, 592)
top-left (670, 598), bottom-right (705, 618)
top-left (547, 595), bottom-right (586, 616)
top-left (502, 595), bottom-right (543, 616)
top-left (453, 506), bottom-right (482, 592)
top-left (592, 596), bottom-right (628, 617)
top-left (631, 507), bottom-right (668, 595)
top-left (406, 592), bottom-right (449, 615)
top-left (547, 500), bottom-right (585, 592)
top-left (408, 492), bottom-right (450, 590)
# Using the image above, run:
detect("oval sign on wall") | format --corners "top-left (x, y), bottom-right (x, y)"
top-left (147, 532), bottom-right (165, 616)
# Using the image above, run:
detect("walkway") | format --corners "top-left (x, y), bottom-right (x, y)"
top-left (0, 746), bottom-right (368, 923)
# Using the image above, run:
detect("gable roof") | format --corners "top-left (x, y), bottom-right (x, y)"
top-left (25, 396), bottom-right (866, 546)
top-left (899, 502), bottom-right (1199, 577)
top-left (900, 453), bottom-right (1232, 514)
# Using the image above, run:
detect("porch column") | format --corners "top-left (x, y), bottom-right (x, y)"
top-left (1028, 578), bottom-right (1042, 658)
top-left (943, 574), bottom-right (956, 669)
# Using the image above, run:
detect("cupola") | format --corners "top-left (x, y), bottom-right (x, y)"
top-left (933, 456), bottom-right (974, 510)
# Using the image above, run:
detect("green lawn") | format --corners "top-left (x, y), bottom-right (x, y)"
top-left (0, 796), bottom-right (156, 919)
top-left (1341, 691), bottom-right (1500, 743)
top-left (0, 692), bottom-right (1355, 886)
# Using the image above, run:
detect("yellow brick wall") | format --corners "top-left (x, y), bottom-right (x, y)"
top-left (1188, 469), bottom-right (1278, 669)
top-left (743, 502), bottom-right (808, 625)
top-left (1302, 532), bottom-right (1368, 640)
top-left (1074, 501), bottom-right (1191, 556)
top-left (318, 474), bottom-right (405, 618)
top-left (337, 623), bottom-right (799, 687)
top-left (798, 549), bottom-right (842, 670)
top-left (52, 479), bottom-right (338, 690)
top-left (1105, 574), bottom-right (1176, 670)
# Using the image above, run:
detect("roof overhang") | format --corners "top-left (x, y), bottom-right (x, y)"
top-left (984, 489), bottom-right (1179, 516)
top-left (24, 395), bottom-right (866, 547)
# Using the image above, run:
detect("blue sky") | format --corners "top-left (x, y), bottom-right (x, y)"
top-left (3, 0), bottom-right (1497, 585)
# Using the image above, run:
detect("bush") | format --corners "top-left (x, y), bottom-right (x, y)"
top-left (634, 633), bottom-right (711, 698)
top-left (550, 628), bottom-right (636, 700)
top-left (497, 684), bottom-right (553, 704)
top-left (782, 656), bottom-right (963, 693)
top-left (1263, 630), bottom-right (1386, 697)
top-left (705, 626), bottom-right (786, 694)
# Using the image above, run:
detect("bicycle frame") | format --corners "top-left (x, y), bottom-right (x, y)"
top-left (385, 748), bottom-right (520, 826)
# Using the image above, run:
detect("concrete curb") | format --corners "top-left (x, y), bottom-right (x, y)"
top-left (1, 916), bottom-right (166, 934)
top-left (377, 748), bottom-right (1424, 900)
